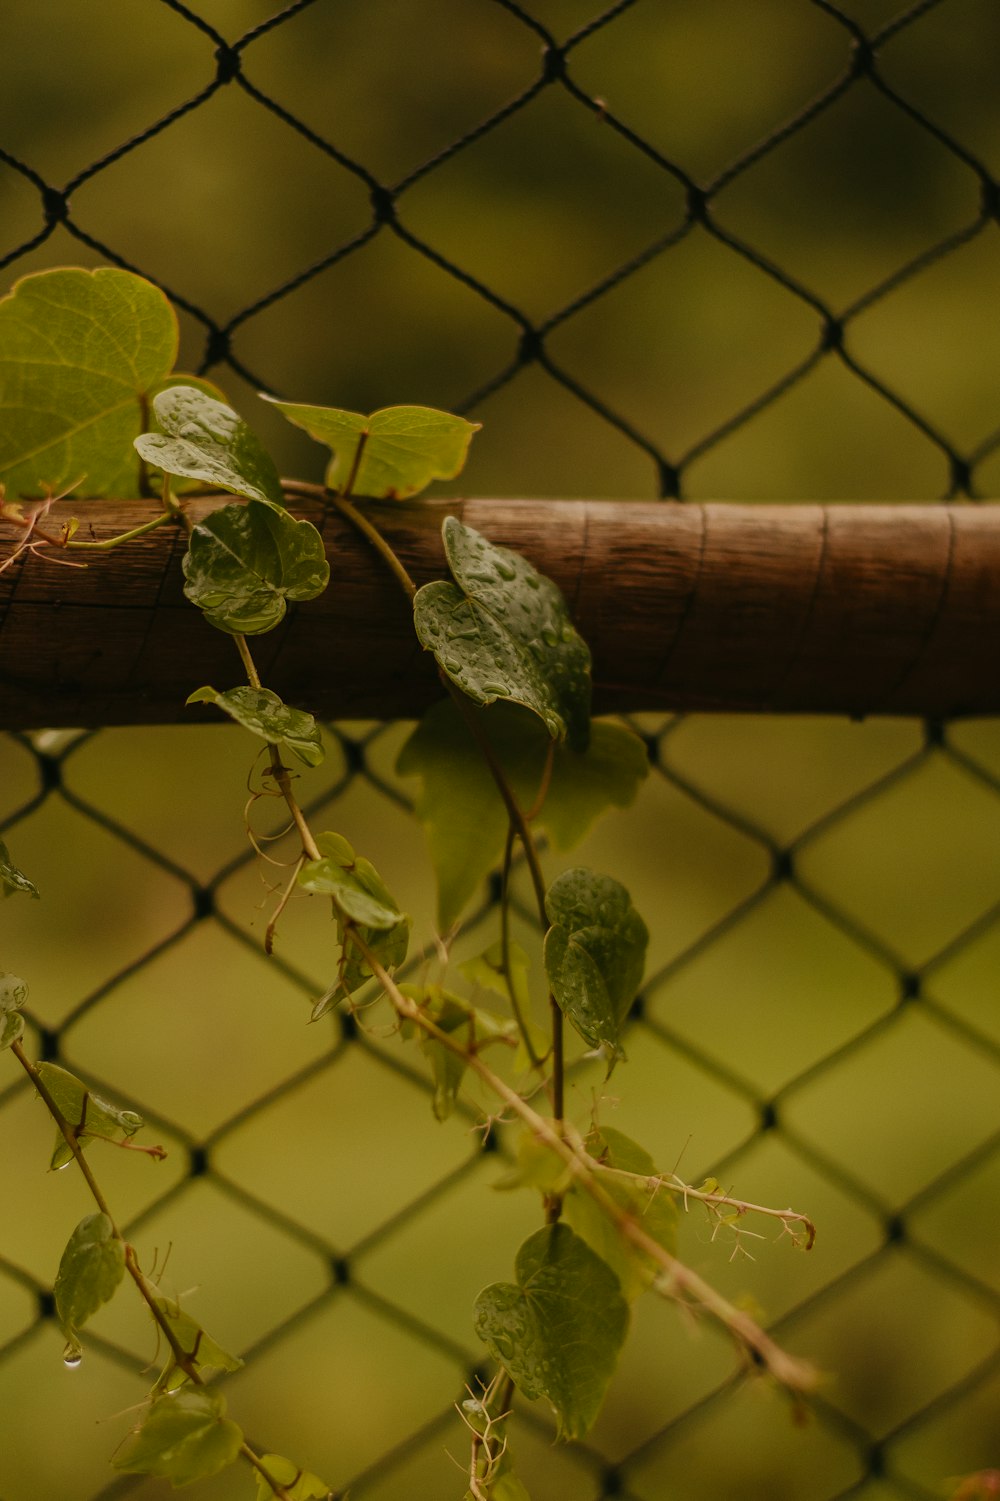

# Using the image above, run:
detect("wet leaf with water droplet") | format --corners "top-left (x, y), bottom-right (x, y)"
top-left (543, 869), bottom-right (647, 1067)
top-left (36, 1062), bottom-right (145, 1169)
top-left (413, 519), bottom-right (592, 751)
top-left (474, 1223), bottom-right (628, 1439)
top-left (186, 685), bottom-right (324, 768)
top-left (136, 385), bottom-right (284, 505)
top-left (182, 499), bottom-right (329, 635)
top-left (54, 1212), bottom-right (125, 1353)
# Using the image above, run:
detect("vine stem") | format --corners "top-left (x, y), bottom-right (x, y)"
top-left (287, 476), bottom-right (565, 1124)
top-left (9, 1038), bottom-right (296, 1501)
top-left (346, 943), bottom-right (818, 1399)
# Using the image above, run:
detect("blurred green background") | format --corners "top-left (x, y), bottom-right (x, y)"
top-left (1, 3), bottom-right (999, 1500)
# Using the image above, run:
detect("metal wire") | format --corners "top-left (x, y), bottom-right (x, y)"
top-left (1, 3), bottom-right (999, 1498)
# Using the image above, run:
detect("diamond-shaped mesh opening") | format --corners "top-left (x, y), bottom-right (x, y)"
top-left (3, 4), bottom-right (1000, 1499)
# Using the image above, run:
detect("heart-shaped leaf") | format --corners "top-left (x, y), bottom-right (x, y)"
top-left (35, 1063), bottom-right (144, 1170)
top-left (186, 685), bottom-right (325, 768)
top-left (0, 1011), bottom-right (24, 1051)
top-left (0, 840), bottom-right (39, 899)
top-left (113, 1386), bottom-right (243, 1487)
top-left (564, 1127), bottom-right (678, 1302)
top-left (298, 833), bottom-right (409, 1016)
top-left (0, 267), bottom-right (184, 497)
top-left (474, 1223), bottom-right (628, 1439)
top-left (397, 700), bottom-right (646, 929)
top-left (182, 499), bottom-right (330, 635)
top-left (254, 1455), bottom-right (332, 1501)
top-left (54, 1212), bottom-right (125, 1357)
top-left (264, 398), bottom-right (479, 499)
top-left (151, 1295), bottom-right (244, 1394)
top-left (414, 519), bottom-right (591, 751)
top-left (135, 386), bottom-right (284, 504)
top-left (543, 869), bottom-right (648, 1064)
top-left (0, 973), bottom-right (28, 1011)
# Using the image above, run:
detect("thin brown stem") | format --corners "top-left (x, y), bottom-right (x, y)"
top-left (346, 941), bottom-right (818, 1398)
top-left (329, 490), bottom-right (417, 599)
top-left (11, 1039), bottom-right (296, 1500)
top-left (235, 633), bottom-right (263, 690)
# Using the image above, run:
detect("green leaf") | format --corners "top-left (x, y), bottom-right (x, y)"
top-left (186, 685), bottom-right (325, 768)
top-left (0, 267), bottom-right (180, 497)
top-left (414, 520), bottom-right (592, 751)
top-left (0, 1011), bottom-right (24, 1051)
top-left (543, 869), bottom-right (648, 1065)
top-left (53, 1212), bottom-right (125, 1353)
top-left (182, 498), bottom-right (330, 635)
top-left (0, 839), bottom-right (39, 899)
top-left (299, 833), bottom-right (409, 1016)
top-left (113, 1386), bottom-right (243, 1487)
top-left (396, 700), bottom-right (646, 929)
top-left (255, 1455), bottom-right (332, 1501)
top-left (35, 1063), bottom-right (144, 1170)
top-left (135, 386), bottom-right (284, 505)
top-left (399, 983), bottom-right (511, 1121)
top-left (0, 972), bottom-right (28, 1011)
top-left (491, 1127), bottom-right (572, 1195)
top-left (564, 1127), bottom-right (678, 1302)
top-left (263, 399), bottom-right (479, 499)
top-left (151, 1296), bottom-right (243, 1394)
top-left (473, 1223), bottom-right (628, 1439)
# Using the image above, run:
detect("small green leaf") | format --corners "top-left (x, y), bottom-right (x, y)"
top-left (0, 267), bottom-right (180, 497)
top-left (113, 1386), bottom-right (243, 1487)
top-left (264, 398), bottom-right (479, 499)
top-left (54, 1212), bottom-right (125, 1348)
top-left (0, 840), bottom-right (39, 899)
top-left (491, 1127), bottom-right (571, 1195)
top-left (474, 1223), bottom-right (628, 1439)
top-left (35, 1063), bottom-right (144, 1169)
top-left (299, 833), bottom-right (409, 1015)
top-left (186, 685), bottom-right (325, 768)
top-left (399, 983), bottom-right (510, 1121)
top-left (543, 869), bottom-right (648, 1065)
top-left (0, 1011), bottom-right (24, 1050)
top-left (414, 520), bottom-right (591, 751)
top-left (0, 973), bottom-right (28, 1011)
top-left (151, 1296), bottom-right (243, 1394)
top-left (135, 386), bottom-right (284, 505)
top-left (255, 1454), bottom-right (332, 1501)
top-left (397, 700), bottom-right (646, 929)
top-left (182, 499), bottom-right (330, 635)
top-left (564, 1127), bottom-right (678, 1301)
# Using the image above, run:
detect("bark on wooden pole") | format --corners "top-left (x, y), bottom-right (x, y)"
top-left (1, 497), bottom-right (999, 729)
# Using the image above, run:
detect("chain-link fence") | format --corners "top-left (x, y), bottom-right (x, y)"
top-left (2, 3), bottom-right (999, 1499)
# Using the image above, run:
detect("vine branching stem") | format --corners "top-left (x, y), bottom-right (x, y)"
top-left (10, 1048), bottom-right (296, 1499)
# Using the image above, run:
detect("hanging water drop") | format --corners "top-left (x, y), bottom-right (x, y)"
top-left (63, 1342), bottom-right (83, 1370)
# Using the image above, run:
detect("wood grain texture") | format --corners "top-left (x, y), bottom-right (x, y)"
top-left (1, 497), bottom-right (998, 728)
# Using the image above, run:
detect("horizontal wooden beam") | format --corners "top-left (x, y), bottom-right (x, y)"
top-left (1, 498), bottom-right (998, 728)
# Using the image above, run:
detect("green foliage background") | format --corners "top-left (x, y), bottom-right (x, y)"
top-left (2, 3), bottom-right (999, 1499)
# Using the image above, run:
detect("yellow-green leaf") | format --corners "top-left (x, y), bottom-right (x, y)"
top-left (0, 267), bottom-right (179, 497)
top-left (113, 1387), bottom-right (243, 1487)
top-left (264, 398), bottom-right (479, 499)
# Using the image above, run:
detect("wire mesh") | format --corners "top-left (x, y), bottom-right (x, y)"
top-left (1, 3), bottom-right (999, 1499)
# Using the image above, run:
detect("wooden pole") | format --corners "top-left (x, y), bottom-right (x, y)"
top-left (1, 497), bottom-right (998, 729)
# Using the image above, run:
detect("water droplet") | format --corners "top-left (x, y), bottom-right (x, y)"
top-left (63, 1342), bottom-right (83, 1370)
top-left (444, 659), bottom-right (462, 674)
top-left (495, 560), bottom-right (517, 581)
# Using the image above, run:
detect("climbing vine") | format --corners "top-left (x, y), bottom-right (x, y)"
top-left (0, 266), bottom-right (817, 1499)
